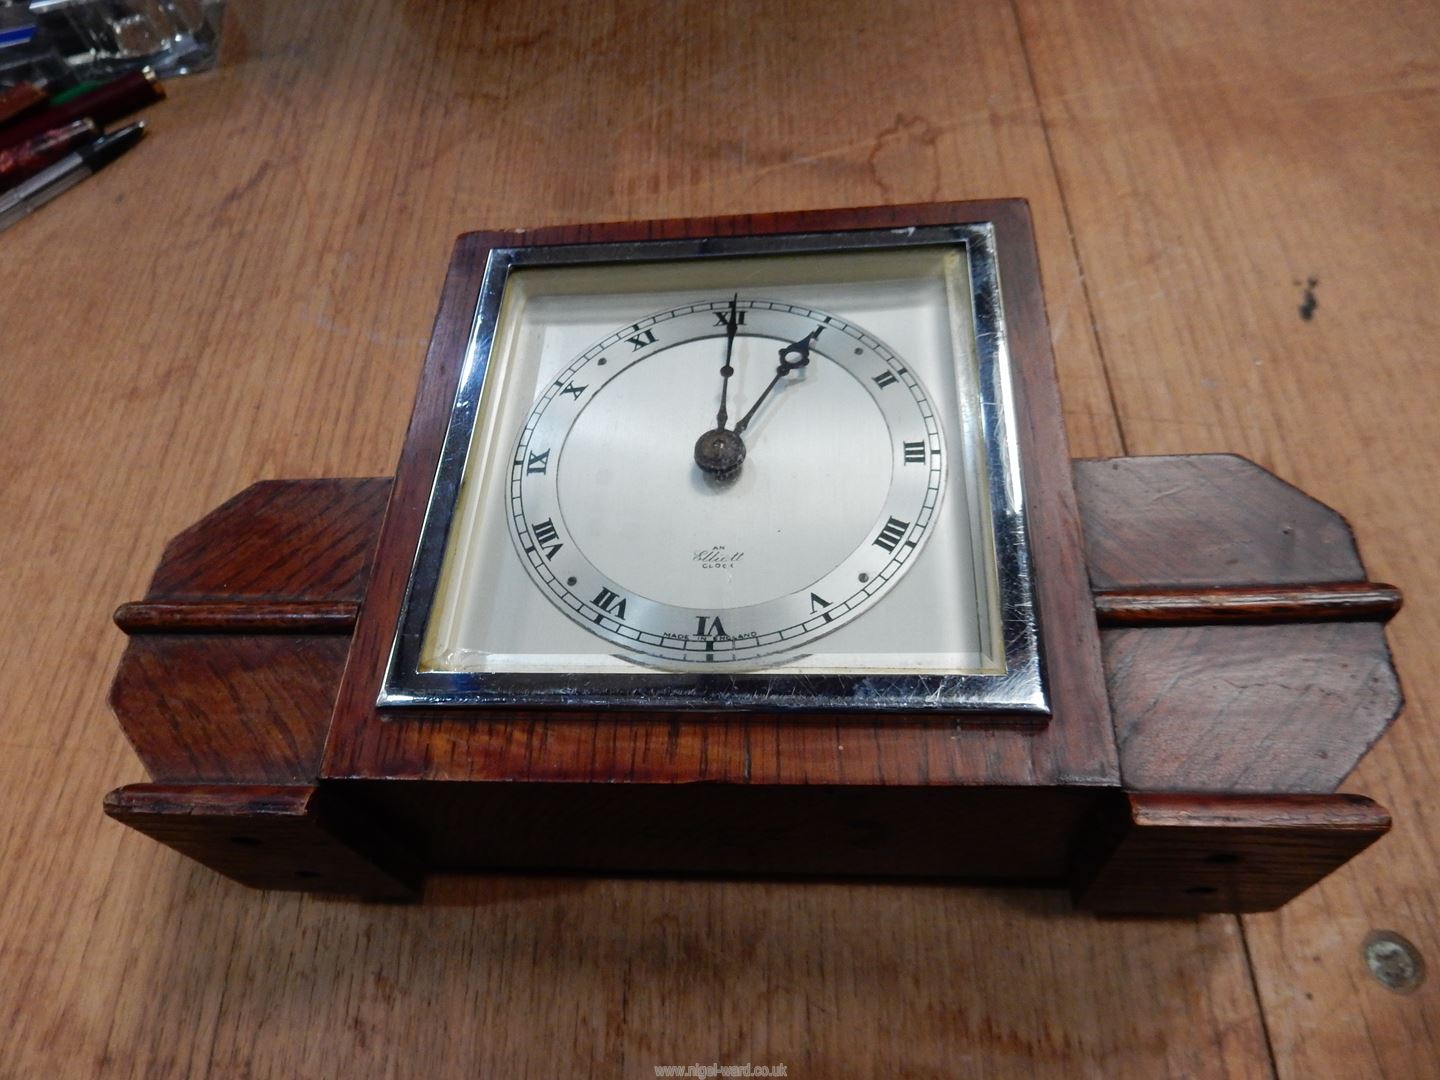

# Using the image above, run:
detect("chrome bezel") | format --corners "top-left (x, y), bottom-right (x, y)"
top-left (379, 224), bottom-right (1048, 716)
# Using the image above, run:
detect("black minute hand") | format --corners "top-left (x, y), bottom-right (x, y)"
top-left (715, 293), bottom-right (740, 429)
top-left (732, 327), bottom-right (822, 436)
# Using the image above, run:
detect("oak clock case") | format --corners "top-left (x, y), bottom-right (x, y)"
top-left (104, 201), bottom-right (1403, 913)
top-left (382, 227), bottom-right (1047, 715)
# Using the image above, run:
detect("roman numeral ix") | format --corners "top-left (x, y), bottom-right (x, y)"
top-left (526, 449), bottom-right (550, 475)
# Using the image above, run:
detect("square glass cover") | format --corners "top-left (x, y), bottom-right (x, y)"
top-left (381, 225), bottom-right (1047, 713)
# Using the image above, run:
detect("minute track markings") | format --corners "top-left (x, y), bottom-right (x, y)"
top-left (507, 297), bottom-right (945, 665)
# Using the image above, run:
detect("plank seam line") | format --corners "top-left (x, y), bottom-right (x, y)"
top-left (1007, 0), bottom-right (1130, 456)
top-left (1238, 916), bottom-right (1281, 1079)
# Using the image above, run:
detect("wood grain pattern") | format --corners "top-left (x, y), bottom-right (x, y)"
top-left (1, 0), bottom-right (1431, 1074)
top-left (113, 599), bottom-right (360, 632)
top-left (326, 201), bottom-right (1118, 793)
top-left (103, 784), bottom-right (422, 899)
top-left (1074, 454), bottom-right (1367, 591)
top-left (1095, 582), bottom-right (1402, 627)
top-left (108, 634), bottom-right (347, 782)
top-left (1074, 793), bottom-right (1391, 914)
top-left (1104, 621), bottom-right (1403, 793)
top-left (106, 452), bottom-right (1398, 881)
top-left (1020, 0), bottom-right (1440, 1071)
top-left (145, 478), bottom-right (392, 601)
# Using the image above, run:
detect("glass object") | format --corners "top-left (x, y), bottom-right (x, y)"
top-left (21, 0), bottom-right (223, 80)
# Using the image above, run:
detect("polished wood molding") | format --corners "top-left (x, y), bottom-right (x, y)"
top-left (1094, 581), bottom-right (1403, 627)
top-left (115, 600), bottom-right (361, 634)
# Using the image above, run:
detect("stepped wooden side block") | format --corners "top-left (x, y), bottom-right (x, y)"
top-left (103, 455), bottom-right (1403, 913)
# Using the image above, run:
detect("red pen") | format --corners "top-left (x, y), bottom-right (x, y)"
top-left (0, 118), bottom-right (99, 191)
top-left (0, 80), bottom-right (50, 127)
top-left (0, 68), bottom-right (163, 153)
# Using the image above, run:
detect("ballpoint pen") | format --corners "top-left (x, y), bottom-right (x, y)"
top-left (0, 121), bottom-right (146, 234)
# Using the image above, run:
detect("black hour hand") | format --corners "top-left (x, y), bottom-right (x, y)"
top-left (733, 327), bottom-right (822, 435)
top-left (777, 329), bottom-right (819, 371)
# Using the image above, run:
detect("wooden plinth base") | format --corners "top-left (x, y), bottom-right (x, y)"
top-left (103, 456), bottom-right (1403, 913)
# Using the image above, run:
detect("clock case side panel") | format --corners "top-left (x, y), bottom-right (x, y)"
top-left (324, 202), bottom-right (1116, 789)
top-left (101, 455), bottom-right (1400, 905)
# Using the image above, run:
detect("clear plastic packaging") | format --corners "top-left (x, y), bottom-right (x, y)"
top-left (0, 0), bottom-right (223, 85)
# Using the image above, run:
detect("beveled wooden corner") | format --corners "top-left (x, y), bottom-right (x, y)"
top-left (103, 454), bottom-right (1401, 910)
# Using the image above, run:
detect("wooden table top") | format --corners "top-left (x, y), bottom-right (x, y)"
top-left (3, 1), bottom-right (1435, 1075)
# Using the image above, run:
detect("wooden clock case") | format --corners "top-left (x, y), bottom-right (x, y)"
top-left (104, 201), bottom-right (1404, 913)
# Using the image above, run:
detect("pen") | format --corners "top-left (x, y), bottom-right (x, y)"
top-left (0, 68), bottom-right (162, 153)
top-left (50, 81), bottom-right (104, 106)
top-left (0, 79), bottom-right (50, 127)
top-left (0, 121), bottom-right (146, 234)
top-left (0, 118), bottom-right (98, 191)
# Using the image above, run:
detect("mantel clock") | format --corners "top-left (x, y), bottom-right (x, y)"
top-left (103, 201), bottom-right (1404, 914)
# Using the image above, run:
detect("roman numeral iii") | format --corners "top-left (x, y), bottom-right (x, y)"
top-left (903, 441), bottom-right (926, 464)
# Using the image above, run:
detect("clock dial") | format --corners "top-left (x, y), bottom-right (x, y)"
top-left (506, 297), bottom-right (945, 667)
top-left (401, 238), bottom-right (1033, 704)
